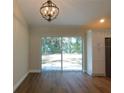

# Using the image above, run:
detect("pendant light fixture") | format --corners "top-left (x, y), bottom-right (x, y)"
top-left (40, 0), bottom-right (59, 22)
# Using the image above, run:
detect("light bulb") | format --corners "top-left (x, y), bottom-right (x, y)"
top-left (52, 8), bottom-right (55, 12)
top-left (50, 11), bottom-right (53, 15)
top-left (44, 10), bottom-right (47, 14)
top-left (100, 19), bottom-right (105, 23)
top-left (45, 7), bottom-right (49, 11)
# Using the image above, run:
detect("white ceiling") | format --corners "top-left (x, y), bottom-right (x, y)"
top-left (17, 0), bottom-right (111, 27)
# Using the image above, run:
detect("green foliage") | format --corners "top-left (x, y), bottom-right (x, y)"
top-left (41, 37), bottom-right (82, 55)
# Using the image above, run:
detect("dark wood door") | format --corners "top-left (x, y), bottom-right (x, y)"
top-left (105, 38), bottom-right (111, 77)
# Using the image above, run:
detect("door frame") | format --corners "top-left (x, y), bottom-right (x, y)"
top-left (105, 37), bottom-right (111, 77)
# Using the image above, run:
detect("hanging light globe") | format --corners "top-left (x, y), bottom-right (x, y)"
top-left (40, 0), bottom-right (59, 22)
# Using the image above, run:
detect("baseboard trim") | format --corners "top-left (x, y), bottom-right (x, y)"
top-left (85, 72), bottom-right (105, 77)
top-left (86, 71), bottom-right (92, 76)
top-left (13, 72), bottom-right (29, 92)
top-left (92, 73), bottom-right (106, 76)
top-left (29, 69), bottom-right (41, 73)
top-left (83, 70), bottom-right (87, 73)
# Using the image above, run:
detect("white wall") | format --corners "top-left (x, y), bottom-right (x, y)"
top-left (92, 30), bottom-right (111, 76)
top-left (29, 27), bottom-right (86, 71)
top-left (86, 30), bottom-right (93, 75)
top-left (86, 29), bottom-right (111, 76)
top-left (13, 0), bottom-right (29, 90)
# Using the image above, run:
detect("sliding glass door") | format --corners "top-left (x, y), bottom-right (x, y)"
top-left (41, 37), bottom-right (61, 70)
top-left (41, 37), bottom-right (82, 71)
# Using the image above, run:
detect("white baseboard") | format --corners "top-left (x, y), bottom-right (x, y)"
top-left (13, 70), bottom-right (41, 92)
top-left (92, 73), bottom-right (106, 76)
top-left (83, 69), bottom-right (87, 73)
top-left (85, 72), bottom-right (105, 76)
top-left (86, 71), bottom-right (92, 76)
top-left (13, 72), bottom-right (29, 92)
top-left (29, 69), bottom-right (41, 73)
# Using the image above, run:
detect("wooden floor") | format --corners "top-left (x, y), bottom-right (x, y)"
top-left (15, 71), bottom-right (111, 93)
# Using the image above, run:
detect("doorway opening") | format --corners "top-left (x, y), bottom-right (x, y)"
top-left (41, 37), bottom-right (83, 71)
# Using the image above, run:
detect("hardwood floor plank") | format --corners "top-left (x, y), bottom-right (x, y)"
top-left (14, 72), bottom-right (111, 93)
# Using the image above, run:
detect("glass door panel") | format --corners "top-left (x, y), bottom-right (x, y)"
top-left (41, 37), bottom-right (61, 71)
top-left (62, 37), bottom-right (82, 71)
